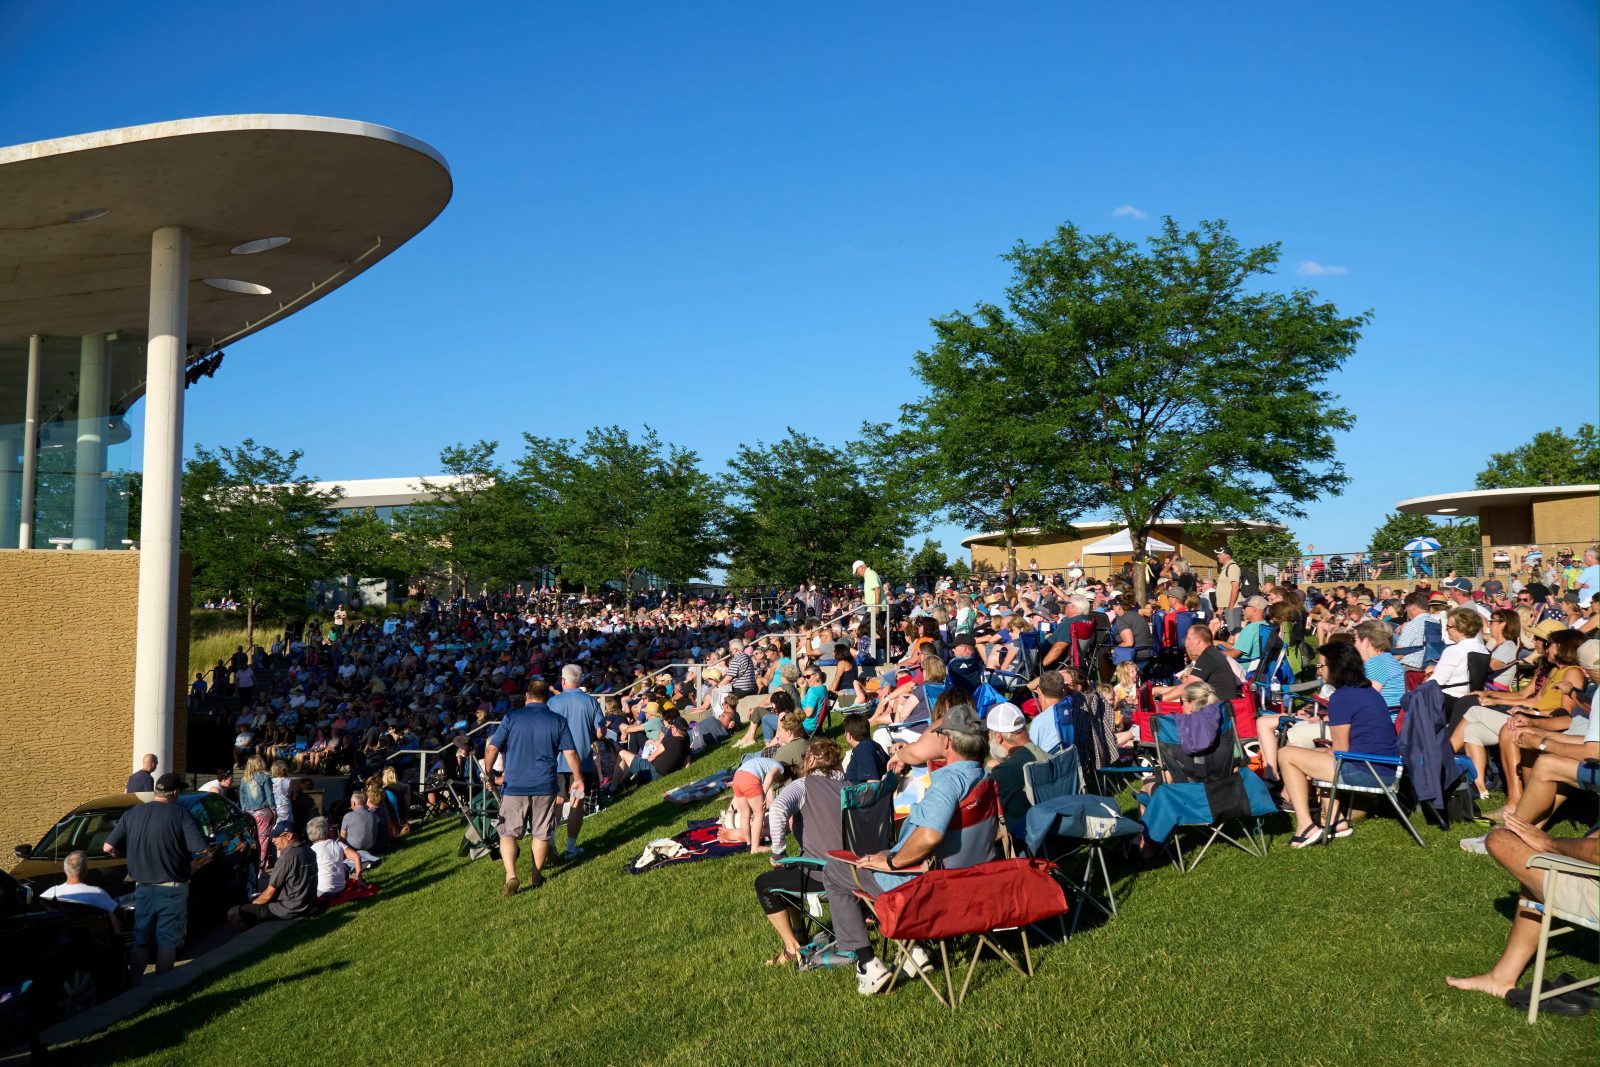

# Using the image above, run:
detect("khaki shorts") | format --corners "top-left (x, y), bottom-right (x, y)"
top-left (1546, 869), bottom-right (1600, 925)
top-left (495, 793), bottom-right (559, 840)
top-left (1282, 719), bottom-right (1325, 749)
top-left (1462, 706), bottom-right (1510, 748)
top-left (737, 693), bottom-right (769, 724)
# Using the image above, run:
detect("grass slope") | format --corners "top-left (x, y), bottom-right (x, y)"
top-left (74, 735), bottom-right (1596, 1067)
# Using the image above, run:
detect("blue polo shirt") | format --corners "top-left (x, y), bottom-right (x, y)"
top-left (488, 702), bottom-right (576, 796)
top-left (877, 760), bottom-right (989, 891)
top-left (548, 688), bottom-right (601, 773)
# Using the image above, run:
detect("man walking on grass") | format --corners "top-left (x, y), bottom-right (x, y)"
top-left (548, 663), bottom-right (601, 861)
top-left (483, 678), bottom-right (584, 897)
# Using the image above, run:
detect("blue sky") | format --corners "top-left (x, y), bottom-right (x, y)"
top-left (4, 1), bottom-right (1596, 563)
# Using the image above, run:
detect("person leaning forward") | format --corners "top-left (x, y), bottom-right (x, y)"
top-left (483, 677), bottom-right (584, 898)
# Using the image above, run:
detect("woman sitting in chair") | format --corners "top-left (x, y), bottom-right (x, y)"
top-left (751, 738), bottom-right (846, 966)
top-left (1279, 641), bottom-right (1401, 848)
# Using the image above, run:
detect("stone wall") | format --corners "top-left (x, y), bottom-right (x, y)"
top-left (1531, 493), bottom-right (1599, 546)
top-left (0, 551), bottom-right (187, 853)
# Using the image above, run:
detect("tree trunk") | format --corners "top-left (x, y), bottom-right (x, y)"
top-left (246, 597), bottom-right (255, 650)
top-left (1004, 528), bottom-right (1017, 597)
top-left (1129, 524), bottom-right (1148, 602)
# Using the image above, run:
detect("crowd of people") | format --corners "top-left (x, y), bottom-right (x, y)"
top-left (103, 544), bottom-right (1600, 1009)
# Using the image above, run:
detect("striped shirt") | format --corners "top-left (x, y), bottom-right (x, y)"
top-left (1364, 652), bottom-right (1407, 709)
top-left (1394, 615), bottom-right (1429, 669)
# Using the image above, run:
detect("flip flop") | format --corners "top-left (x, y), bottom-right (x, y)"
top-left (1504, 986), bottom-right (1592, 1017)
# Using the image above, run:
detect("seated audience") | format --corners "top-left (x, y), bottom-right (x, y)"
top-left (753, 739), bottom-right (846, 966)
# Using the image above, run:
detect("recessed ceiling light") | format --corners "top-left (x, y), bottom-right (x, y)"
top-left (68, 207), bottom-right (110, 223)
top-left (201, 278), bottom-right (272, 295)
top-left (230, 236), bottom-right (292, 255)
top-left (1436, 507), bottom-right (1459, 514)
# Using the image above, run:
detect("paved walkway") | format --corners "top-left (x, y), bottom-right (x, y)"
top-left (38, 919), bottom-right (296, 1049)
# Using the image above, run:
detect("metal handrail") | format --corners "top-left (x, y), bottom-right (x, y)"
top-left (613, 661), bottom-right (709, 700)
top-left (385, 718), bottom-right (502, 789)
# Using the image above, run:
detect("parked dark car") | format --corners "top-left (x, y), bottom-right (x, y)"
top-left (10, 792), bottom-right (257, 927)
top-left (0, 869), bottom-right (127, 1029)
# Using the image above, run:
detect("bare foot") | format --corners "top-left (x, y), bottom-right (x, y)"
top-left (1446, 973), bottom-right (1513, 998)
top-left (1481, 807), bottom-right (1509, 824)
top-left (750, 844), bottom-right (769, 854)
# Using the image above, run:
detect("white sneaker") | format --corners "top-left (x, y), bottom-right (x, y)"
top-left (856, 957), bottom-right (894, 995)
top-left (1459, 835), bottom-right (1489, 854)
top-left (901, 946), bottom-right (933, 977)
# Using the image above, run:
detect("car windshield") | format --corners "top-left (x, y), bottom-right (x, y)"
top-left (32, 809), bottom-right (124, 860)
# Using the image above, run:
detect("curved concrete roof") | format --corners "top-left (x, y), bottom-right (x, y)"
top-left (0, 115), bottom-right (451, 421)
top-left (960, 519), bottom-right (1283, 549)
top-left (1395, 485), bottom-right (1598, 517)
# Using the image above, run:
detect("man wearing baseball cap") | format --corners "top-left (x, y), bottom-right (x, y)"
top-left (103, 772), bottom-right (210, 981)
top-left (1214, 545), bottom-right (1243, 631)
top-left (229, 820), bottom-right (318, 927)
top-left (820, 702), bottom-right (996, 995)
top-left (985, 702), bottom-right (1046, 834)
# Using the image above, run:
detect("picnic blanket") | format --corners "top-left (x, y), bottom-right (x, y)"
top-left (626, 818), bottom-right (746, 874)
top-left (322, 880), bottom-right (379, 907)
top-left (663, 768), bottom-right (736, 805)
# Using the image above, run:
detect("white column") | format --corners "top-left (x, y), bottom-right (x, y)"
top-left (72, 332), bottom-right (108, 549)
top-left (131, 226), bottom-right (189, 773)
top-left (18, 334), bottom-right (40, 548)
top-left (0, 425), bottom-right (19, 549)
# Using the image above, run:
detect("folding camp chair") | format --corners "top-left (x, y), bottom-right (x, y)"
top-left (1521, 853), bottom-right (1599, 1023)
top-left (775, 773), bottom-right (900, 957)
top-left (1021, 748), bottom-right (1140, 931)
top-left (1141, 708), bottom-right (1272, 873)
top-left (853, 858), bottom-right (1067, 1008)
top-left (1311, 752), bottom-right (1424, 847)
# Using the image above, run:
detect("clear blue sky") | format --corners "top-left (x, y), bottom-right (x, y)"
top-left (4, 1), bottom-right (1596, 563)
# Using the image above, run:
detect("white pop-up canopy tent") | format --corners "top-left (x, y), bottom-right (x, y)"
top-left (1080, 528), bottom-right (1176, 556)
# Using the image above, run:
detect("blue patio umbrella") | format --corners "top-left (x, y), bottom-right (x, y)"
top-left (1404, 536), bottom-right (1440, 555)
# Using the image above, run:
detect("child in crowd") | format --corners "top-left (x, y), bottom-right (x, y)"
top-left (727, 754), bottom-right (786, 853)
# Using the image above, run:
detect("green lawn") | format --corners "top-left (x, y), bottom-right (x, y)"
top-left (70, 736), bottom-right (1597, 1067)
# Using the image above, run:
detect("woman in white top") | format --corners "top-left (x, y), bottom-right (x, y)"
top-left (306, 815), bottom-right (363, 900)
top-left (1432, 609), bottom-right (1490, 698)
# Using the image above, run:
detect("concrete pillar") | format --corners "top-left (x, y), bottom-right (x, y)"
top-left (72, 333), bottom-right (108, 549)
top-left (0, 425), bottom-right (18, 549)
top-left (18, 334), bottom-right (40, 548)
top-left (131, 226), bottom-right (189, 773)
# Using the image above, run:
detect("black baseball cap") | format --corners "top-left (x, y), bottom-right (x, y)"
top-left (154, 772), bottom-right (185, 793)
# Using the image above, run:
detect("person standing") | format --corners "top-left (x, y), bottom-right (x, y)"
top-left (854, 560), bottom-right (885, 657)
top-left (548, 664), bottom-right (602, 861)
top-left (125, 753), bottom-right (158, 793)
top-left (482, 679), bottom-right (584, 898)
top-left (1215, 545), bottom-right (1243, 632)
top-left (103, 773), bottom-right (210, 981)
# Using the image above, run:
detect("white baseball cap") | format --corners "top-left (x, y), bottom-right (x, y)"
top-left (852, 560), bottom-right (866, 571)
top-left (984, 702), bottom-right (1027, 733)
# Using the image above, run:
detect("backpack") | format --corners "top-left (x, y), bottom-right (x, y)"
top-left (1238, 566), bottom-right (1259, 598)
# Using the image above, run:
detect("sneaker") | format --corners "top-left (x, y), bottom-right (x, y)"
top-left (855, 957), bottom-right (895, 995)
top-left (564, 845), bottom-right (583, 861)
top-left (900, 946), bottom-right (933, 978)
top-left (1460, 835), bottom-right (1489, 854)
top-left (501, 878), bottom-right (519, 898)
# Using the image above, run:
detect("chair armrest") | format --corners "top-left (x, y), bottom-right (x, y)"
top-left (1526, 852), bottom-right (1600, 877)
top-left (777, 856), bottom-right (826, 869)
top-left (1334, 752), bottom-right (1404, 767)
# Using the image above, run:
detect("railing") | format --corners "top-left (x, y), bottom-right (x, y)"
top-left (386, 717), bottom-right (502, 790)
top-left (613, 661), bottom-right (709, 701)
top-left (1259, 541), bottom-right (1596, 587)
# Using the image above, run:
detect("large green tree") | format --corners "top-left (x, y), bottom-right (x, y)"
top-left (181, 439), bottom-right (342, 645)
top-left (1367, 512), bottom-right (1480, 553)
top-left (881, 218), bottom-right (1367, 597)
top-left (327, 507), bottom-right (426, 597)
top-left (1218, 527), bottom-right (1302, 574)
top-left (1475, 424), bottom-right (1600, 489)
top-left (524, 426), bottom-right (720, 593)
top-left (720, 430), bottom-right (912, 588)
top-left (401, 441), bottom-right (543, 596)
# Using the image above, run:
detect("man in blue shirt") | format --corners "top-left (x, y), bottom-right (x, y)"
top-left (548, 664), bottom-right (602, 861)
top-left (1027, 671), bottom-right (1076, 754)
top-left (821, 703), bottom-right (997, 995)
top-left (483, 679), bottom-right (583, 897)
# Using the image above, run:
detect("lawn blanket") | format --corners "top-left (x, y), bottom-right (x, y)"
top-left (663, 768), bottom-right (736, 805)
top-left (626, 818), bottom-right (745, 874)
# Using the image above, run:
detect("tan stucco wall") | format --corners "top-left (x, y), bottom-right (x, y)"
top-left (968, 526), bottom-right (1238, 578)
top-left (0, 551), bottom-right (188, 854)
top-left (1531, 494), bottom-right (1599, 546)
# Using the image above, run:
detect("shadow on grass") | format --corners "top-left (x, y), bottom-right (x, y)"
top-left (58, 962), bottom-right (352, 1065)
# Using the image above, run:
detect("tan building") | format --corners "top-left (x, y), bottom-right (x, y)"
top-left (0, 116), bottom-right (449, 852)
top-left (962, 520), bottom-right (1284, 579)
top-left (1396, 485), bottom-right (1599, 549)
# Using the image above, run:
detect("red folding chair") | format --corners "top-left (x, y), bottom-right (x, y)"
top-left (855, 857), bottom-right (1068, 1008)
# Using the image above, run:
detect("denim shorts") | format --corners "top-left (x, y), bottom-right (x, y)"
top-left (133, 882), bottom-right (190, 949)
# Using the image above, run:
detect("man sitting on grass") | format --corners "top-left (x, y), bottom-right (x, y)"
top-left (230, 821), bottom-right (319, 926)
top-left (1447, 815), bottom-right (1598, 1011)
